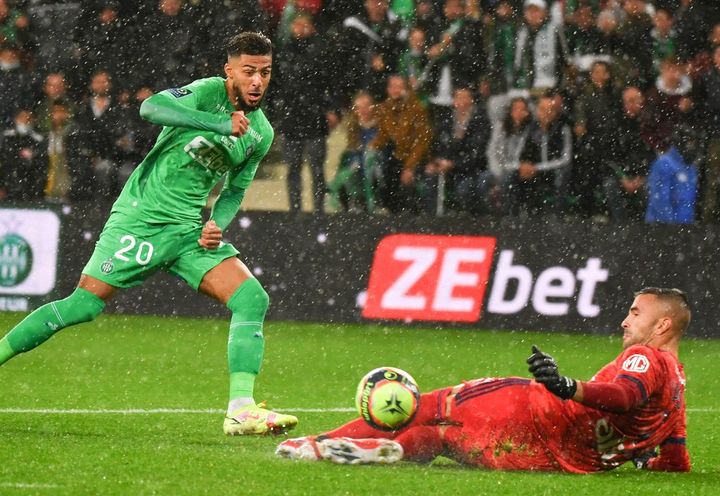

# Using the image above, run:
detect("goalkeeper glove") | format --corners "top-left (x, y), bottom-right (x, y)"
top-left (527, 345), bottom-right (577, 400)
top-left (633, 449), bottom-right (657, 469)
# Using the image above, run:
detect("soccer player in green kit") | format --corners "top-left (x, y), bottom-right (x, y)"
top-left (0, 32), bottom-right (298, 436)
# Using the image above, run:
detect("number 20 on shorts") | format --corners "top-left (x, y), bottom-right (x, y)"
top-left (114, 235), bottom-right (155, 266)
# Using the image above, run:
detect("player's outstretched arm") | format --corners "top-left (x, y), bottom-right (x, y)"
top-left (528, 346), bottom-right (649, 412)
top-left (527, 345), bottom-right (578, 400)
top-left (140, 92), bottom-right (233, 135)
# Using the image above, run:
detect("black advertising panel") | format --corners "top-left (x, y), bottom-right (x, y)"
top-left (29, 205), bottom-right (719, 338)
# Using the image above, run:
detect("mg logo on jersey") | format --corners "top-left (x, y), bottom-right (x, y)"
top-left (622, 354), bottom-right (650, 373)
top-left (363, 233), bottom-right (609, 323)
top-left (363, 234), bottom-right (496, 322)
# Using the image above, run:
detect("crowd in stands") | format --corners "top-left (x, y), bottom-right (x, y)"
top-left (2, 0), bottom-right (720, 224)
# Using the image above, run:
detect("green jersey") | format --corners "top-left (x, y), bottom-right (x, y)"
top-left (112, 77), bottom-right (274, 227)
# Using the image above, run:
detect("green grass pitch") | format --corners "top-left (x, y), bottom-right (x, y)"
top-left (0, 313), bottom-right (718, 495)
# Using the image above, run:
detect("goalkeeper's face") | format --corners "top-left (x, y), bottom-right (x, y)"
top-left (224, 54), bottom-right (272, 112)
top-left (620, 294), bottom-right (667, 349)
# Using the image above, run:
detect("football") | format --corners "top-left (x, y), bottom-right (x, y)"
top-left (355, 367), bottom-right (421, 431)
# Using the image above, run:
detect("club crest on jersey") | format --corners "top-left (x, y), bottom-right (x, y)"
top-left (622, 354), bottom-right (650, 373)
top-left (167, 87), bottom-right (193, 98)
top-left (101, 259), bottom-right (114, 274)
top-left (245, 143), bottom-right (256, 158)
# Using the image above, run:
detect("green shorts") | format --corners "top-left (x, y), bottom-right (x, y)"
top-left (82, 213), bottom-right (240, 290)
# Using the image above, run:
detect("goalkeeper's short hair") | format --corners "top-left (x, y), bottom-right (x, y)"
top-left (635, 287), bottom-right (691, 333)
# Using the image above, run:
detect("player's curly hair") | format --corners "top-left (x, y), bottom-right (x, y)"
top-left (226, 32), bottom-right (273, 58)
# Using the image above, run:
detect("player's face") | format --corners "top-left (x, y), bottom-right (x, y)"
top-left (224, 54), bottom-right (272, 112)
top-left (620, 294), bottom-right (666, 349)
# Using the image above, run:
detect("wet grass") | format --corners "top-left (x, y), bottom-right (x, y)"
top-left (0, 314), bottom-right (717, 495)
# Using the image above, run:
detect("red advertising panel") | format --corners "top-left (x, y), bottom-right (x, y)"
top-left (363, 234), bottom-right (497, 322)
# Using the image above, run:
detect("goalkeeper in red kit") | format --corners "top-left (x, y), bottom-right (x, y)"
top-left (277, 287), bottom-right (691, 473)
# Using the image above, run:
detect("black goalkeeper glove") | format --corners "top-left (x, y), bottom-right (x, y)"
top-left (527, 345), bottom-right (577, 400)
top-left (633, 449), bottom-right (657, 469)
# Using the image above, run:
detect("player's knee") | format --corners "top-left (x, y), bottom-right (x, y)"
top-left (227, 278), bottom-right (269, 319)
top-left (57, 287), bottom-right (106, 325)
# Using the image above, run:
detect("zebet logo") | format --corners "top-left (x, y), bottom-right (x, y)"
top-left (363, 234), bottom-right (609, 323)
top-left (363, 235), bottom-right (496, 322)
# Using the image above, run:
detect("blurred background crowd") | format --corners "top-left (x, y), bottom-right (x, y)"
top-left (2, 0), bottom-right (720, 223)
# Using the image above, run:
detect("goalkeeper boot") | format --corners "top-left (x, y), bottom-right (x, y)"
top-left (316, 437), bottom-right (403, 465)
top-left (223, 402), bottom-right (298, 436)
top-left (276, 436), bottom-right (322, 461)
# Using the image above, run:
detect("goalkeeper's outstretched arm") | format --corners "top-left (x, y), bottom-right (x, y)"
top-left (527, 346), bottom-right (647, 411)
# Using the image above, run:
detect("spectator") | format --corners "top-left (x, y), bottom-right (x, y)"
top-left (413, 0), bottom-right (440, 34)
top-left (422, 0), bottom-right (485, 130)
top-left (613, 0), bottom-right (654, 89)
top-left (651, 8), bottom-right (678, 75)
top-left (371, 74), bottom-right (432, 213)
top-left (261, 0), bottom-right (322, 38)
top-left (0, 0), bottom-right (32, 54)
top-left (71, 70), bottom-right (123, 199)
top-left (0, 42), bottom-right (29, 128)
top-left (333, 0), bottom-right (404, 105)
top-left (487, 96), bottom-right (532, 214)
top-left (111, 87), bottom-right (156, 190)
top-left (75, 1), bottom-right (128, 90)
top-left (509, 94), bottom-right (572, 216)
top-left (328, 91), bottom-right (379, 212)
top-left (686, 22), bottom-right (720, 81)
top-left (422, 87), bottom-right (491, 215)
top-left (398, 26), bottom-right (428, 98)
top-left (124, 86), bottom-right (157, 167)
top-left (486, 1), bottom-right (519, 98)
top-left (645, 57), bottom-right (695, 153)
top-left (273, 13), bottom-right (338, 214)
top-left (44, 101), bottom-right (72, 202)
top-left (0, 108), bottom-right (47, 202)
top-left (697, 45), bottom-right (720, 222)
top-left (565, 3), bottom-right (610, 62)
top-left (512, 0), bottom-right (568, 96)
top-left (132, 0), bottom-right (200, 90)
top-left (34, 72), bottom-right (75, 133)
top-left (603, 86), bottom-right (655, 222)
top-left (33, 3), bottom-right (85, 76)
top-left (390, 0), bottom-right (415, 27)
top-left (571, 60), bottom-right (622, 217)
top-left (645, 123), bottom-right (700, 224)
top-left (205, 0), bottom-right (267, 71)
top-left (675, 0), bottom-right (710, 63)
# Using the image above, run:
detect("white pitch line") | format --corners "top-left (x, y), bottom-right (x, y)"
top-left (0, 407), bottom-right (714, 415)
top-left (0, 407), bottom-right (356, 415)
top-left (0, 482), bottom-right (60, 489)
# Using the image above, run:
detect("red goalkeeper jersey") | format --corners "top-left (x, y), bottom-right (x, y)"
top-left (529, 345), bottom-right (688, 472)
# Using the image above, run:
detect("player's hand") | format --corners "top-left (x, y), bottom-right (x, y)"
top-left (231, 111), bottom-right (250, 137)
top-left (198, 220), bottom-right (223, 250)
top-left (633, 449), bottom-right (657, 469)
top-left (527, 345), bottom-right (577, 400)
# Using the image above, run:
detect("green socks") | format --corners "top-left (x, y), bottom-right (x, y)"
top-left (0, 287), bottom-right (105, 366)
top-left (226, 278), bottom-right (269, 402)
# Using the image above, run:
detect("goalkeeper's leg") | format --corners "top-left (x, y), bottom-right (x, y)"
top-left (0, 284), bottom-right (107, 365)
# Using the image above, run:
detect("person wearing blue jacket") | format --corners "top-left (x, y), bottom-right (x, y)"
top-left (646, 124), bottom-right (702, 224)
